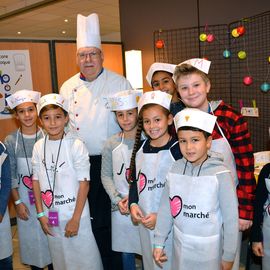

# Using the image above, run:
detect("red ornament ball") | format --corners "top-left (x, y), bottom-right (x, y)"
top-left (206, 34), bottom-right (215, 43)
top-left (237, 26), bottom-right (246, 36)
top-left (155, 39), bottom-right (164, 49)
top-left (243, 76), bottom-right (253, 86)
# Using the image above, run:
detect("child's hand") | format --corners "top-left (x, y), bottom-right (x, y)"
top-left (65, 217), bottom-right (80, 238)
top-left (39, 216), bottom-right (54, 236)
top-left (130, 204), bottom-right (144, 223)
top-left (141, 213), bottom-right (157, 230)
top-left (16, 202), bottom-right (30, 220)
top-left (252, 242), bottom-right (264, 257)
top-left (118, 197), bottom-right (129, 215)
top-left (221, 260), bottom-right (233, 270)
top-left (153, 247), bottom-right (167, 268)
top-left (239, 218), bottom-right (252, 231)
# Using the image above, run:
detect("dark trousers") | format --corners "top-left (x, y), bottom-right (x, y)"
top-left (89, 155), bottom-right (123, 270)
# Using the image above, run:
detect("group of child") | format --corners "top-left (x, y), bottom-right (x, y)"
top-left (0, 57), bottom-right (268, 270)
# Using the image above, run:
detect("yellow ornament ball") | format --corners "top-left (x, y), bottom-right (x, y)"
top-left (199, 33), bottom-right (207, 42)
top-left (232, 28), bottom-right (239, 38)
top-left (268, 56), bottom-right (270, 63)
top-left (238, 51), bottom-right (247, 59)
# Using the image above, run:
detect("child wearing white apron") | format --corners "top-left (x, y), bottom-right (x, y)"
top-left (173, 59), bottom-right (256, 270)
top-left (153, 108), bottom-right (239, 270)
top-left (101, 90), bottom-right (142, 270)
top-left (252, 163), bottom-right (270, 270)
top-left (129, 91), bottom-right (182, 270)
top-left (0, 142), bottom-right (13, 270)
top-left (5, 90), bottom-right (52, 270)
top-left (32, 94), bottom-right (103, 270)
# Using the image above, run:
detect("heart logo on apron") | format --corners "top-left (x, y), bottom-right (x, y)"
top-left (170, 195), bottom-right (182, 218)
top-left (22, 175), bottom-right (33, 190)
top-left (41, 190), bottom-right (53, 208)
top-left (138, 172), bottom-right (147, 194)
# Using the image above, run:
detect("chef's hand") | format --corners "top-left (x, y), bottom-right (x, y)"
top-left (221, 260), bottom-right (233, 270)
top-left (65, 217), bottom-right (80, 238)
top-left (15, 202), bottom-right (30, 220)
top-left (153, 247), bottom-right (167, 268)
top-left (130, 204), bottom-right (144, 223)
top-left (39, 216), bottom-right (54, 236)
top-left (118, 197), bottom-right (129, 215)
top-left (239, 218), bottom-right (252, 231)
top-left (141, 213), bottom-right (157, 230)
top-left (252, 242), bottom-right (264, 257)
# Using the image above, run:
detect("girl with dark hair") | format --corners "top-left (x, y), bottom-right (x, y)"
top-left (128, 90), bottom-right (181, 270)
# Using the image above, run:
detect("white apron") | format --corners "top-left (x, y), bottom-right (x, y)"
top-left (209, 107), bottom-right (240, 270)
top-left (111, 135), bottom-right (141, 254)
top-left (136, 141), bottom-right (175, 270)
top-left (39, 137), bottom-right (103, 270)
top-left (168, 173), bottom-right (222, 270)
top-left (0, 149), bottom-right (12, 260)
top-left (262, 177), bottom-right (270, 270)
top-left (15, 130), bottom-right (51, 267)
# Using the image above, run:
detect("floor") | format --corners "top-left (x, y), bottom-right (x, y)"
top-left (11, 225), bottom-right (261, 270)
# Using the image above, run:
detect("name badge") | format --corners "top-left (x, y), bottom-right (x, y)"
top-left (28, 190), bottom-right (35, 205)
top-left (48, 209), bottom-right (59, 227)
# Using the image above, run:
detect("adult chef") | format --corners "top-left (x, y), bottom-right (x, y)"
top-left (60, 13), bottom-right (132, 270)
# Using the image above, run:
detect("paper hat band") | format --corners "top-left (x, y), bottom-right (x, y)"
top-left (178, 58), bottom-right (211, 74)
top-left (138, 90), bottom-right (172, 113)
top-left (77, 13), bottom-right (101, 50)
top-left (6, 89), bottom-right (41, 109)
top-left (174, 108), bottom-right (217, 134)
top-left (146, 62), bottom-right (176, 86)
top-left (107, 90), bottom-right (143, 111)
top-left (37, 93), bottom-right (68, 115)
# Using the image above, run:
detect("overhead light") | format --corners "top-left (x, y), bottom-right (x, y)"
top-left (125, 50), bottom-right (143, 89)
top-left (17, 31), bottom-right (21, 35)
top-left (62, 30), bottom-right (66, 34)
top-left (64, 19), bottom-right (68, 22)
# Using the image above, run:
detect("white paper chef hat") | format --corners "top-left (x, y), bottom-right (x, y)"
top-left (77, 13), bottom-right (101, 50)
top-left (138, 90), bottom-right (172, 113)
top-left (174, 108), bottom-right (217, 134)
top-left (37, 93), bottom-right (68, 115)
top-left (107, 90), bottom-right (143, 111)
top-left (6, 89), bottom-right (41, 109)
top-left (177, 58), bottom-right (211, 74)
top-left (146, 62), bottom-right (176, 86)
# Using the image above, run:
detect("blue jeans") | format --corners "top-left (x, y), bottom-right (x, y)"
top-left (122, 252), bottom-right (136, 270)
top-left (0, 255), bottom-right (13, 270)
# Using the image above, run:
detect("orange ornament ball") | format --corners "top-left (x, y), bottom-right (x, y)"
top-left (237, 26), bottom-right (245, 36)
top-left (155, 40), bottom-right (164, 49)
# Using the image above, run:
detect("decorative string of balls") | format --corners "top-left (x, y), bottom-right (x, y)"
top-left (199, 24), bottom-right (270, 92)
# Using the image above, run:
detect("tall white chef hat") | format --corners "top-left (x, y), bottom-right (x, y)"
top-left (177, 58), bottom-right (211, 74)
top-left (37, 93), bottom-right (68, 115)
top-left (77, 13), bottom-right (101, 50)
top-left (107, 90), bottom-right (143, 111)
top-left (174, 108), bottom-right (217, 134)
top-left (138, 90), bottom-right (172, 113)
top-left (6, 89), bottom-right (41, 109)
top-left (146, 62), bottom-right (176, 86)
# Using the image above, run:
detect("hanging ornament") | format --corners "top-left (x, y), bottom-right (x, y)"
top-left (237, 26), bottom-right (246, 36)
top-left (231, 28), bottom-right (240, 38)
top-left (238, 50), bottom-right (247, 59)
top-left (223, 49), bottom-right (231, 58)
top-left (260, 82), bottom-right (270, 92)
top-left (155, 39), bottom-right (164, 49)
top-left (268, 56), bottom-right (270, 63)
top-left (206, 34), bottom-right (215, 43)
top-left (243, 76), bottom-right (253, 85)
top-left (199, 33), bottom-right (207, 42)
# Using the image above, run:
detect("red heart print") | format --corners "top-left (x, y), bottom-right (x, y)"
top-left (41, 190), bottom-right (53, 209)
top-left (139, 172), bottom-right (147, 194)
top-left (170, 196), bottom-right (182, 218)
top-left (22, 175), bottom-right (33, 190)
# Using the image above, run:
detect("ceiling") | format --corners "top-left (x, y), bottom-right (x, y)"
top-left (0, 0), bottom-right (120, 42)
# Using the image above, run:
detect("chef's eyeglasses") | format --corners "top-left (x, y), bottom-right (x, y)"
top-left (77, 51), bottom-right (101, 60)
